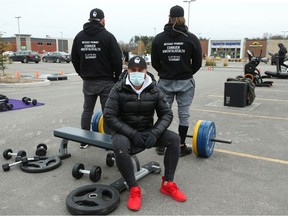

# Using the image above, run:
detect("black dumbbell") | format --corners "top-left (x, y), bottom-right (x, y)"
top-left (0, 95), bottom-right (9, 103)
top-left (2, 156), bottom-right (29, 171)
top-left (22, 97), bottom-right (37, 105)
top-left (15, 155), bottom-right (40, 162)
top-left (35, 143), bottom-right (47, 156)
top-left (3, 149), bottom-right (26, 160)
top-left (0, 102), bottom-right (13, 111)
top-left (106, 152), bottom-right (115, 167)
top-left (72, 163), bottom-right (102, 182)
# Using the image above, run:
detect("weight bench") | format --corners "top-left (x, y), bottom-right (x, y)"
top-left (53, 126), bottom-right (161, 191)
top-left (54, 126), bottom-right (113, 160)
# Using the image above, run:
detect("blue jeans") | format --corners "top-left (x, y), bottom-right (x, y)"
top-left (81, 80), bottom-right (114, 132)
top-left (112, 130), bottom-right (180, 188)
top-left (157, 78), bottom-right (195, 126)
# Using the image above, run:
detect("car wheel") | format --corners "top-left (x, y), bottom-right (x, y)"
top-left (56, 58), bottom-right (61, 63)
top-left (23, 58), bottom-right (28, 63)
top-left (66, 61), bottom-right (70, 63)
top-left (43, 57), bottom-right (47, 62)
top-left (35, 61), bottom-right (39, 64)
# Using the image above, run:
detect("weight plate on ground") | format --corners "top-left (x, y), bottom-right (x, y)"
top-left (90, 166), bottom-right (102, 182)
top-left (66, 184), bottom-right (120, 215)
top-left (197, 120), bottom-right (216, 158)
top-left (192, 120), bottom-right (202, 156)
top-left (91, 111), bottom-right (102, 132)
top-left (20, 156), bottom-right (61, 173)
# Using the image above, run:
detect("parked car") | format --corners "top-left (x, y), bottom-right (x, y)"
top-left (9, 51), bottom-right (41, 63)
top-left (42, 51), bottom-right (71, 63)
top-left (2, 51), bottom-right (15, 57)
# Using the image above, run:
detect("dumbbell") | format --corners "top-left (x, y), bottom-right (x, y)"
top-left (72, 163), bottom-right (102, 182)
top-left (35, 143), bottom-right (47, 156)
top-left (2, 156), bottom-right (29, 171)
top-left (22, 97), bottom-right (37, 105)
top-left (0, 95), bottom-right (9, 103)
top-left (15, 155), bottom-right (40, 162)
top-left (3, 149), bottom-right (26, 160)
top-left (0, 102), bottom-right (13, 111)
top-left (106, 152), bottom-right (115, 167)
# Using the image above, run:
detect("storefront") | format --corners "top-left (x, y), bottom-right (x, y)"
top-left (209, 40), bottom-right (243, 59)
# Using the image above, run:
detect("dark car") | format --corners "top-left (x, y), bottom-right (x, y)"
top-left (10, 51), bottom-right (41, 63)
top-left (42, 51), bottom-right (71, 63)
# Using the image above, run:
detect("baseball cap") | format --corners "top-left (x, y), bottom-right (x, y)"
top-left (128, 56), bottom-right (147, 69)
top-left (169, 5), bottom-right (184, 17)
top-left (89, 8), bottom-right (105, 21)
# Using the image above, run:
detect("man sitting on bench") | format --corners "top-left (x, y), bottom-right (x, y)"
top-left (104, 56), bottom-right (186, 211)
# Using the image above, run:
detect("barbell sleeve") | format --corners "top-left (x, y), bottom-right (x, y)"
top-left (186, 135), bottom-right (232, 144)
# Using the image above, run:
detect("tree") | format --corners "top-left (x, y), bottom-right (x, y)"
top-left (0, 40), bottom-right (11, 75)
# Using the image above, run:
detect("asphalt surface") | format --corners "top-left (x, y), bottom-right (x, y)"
top-left (1, 61), bottom-right (288, 215)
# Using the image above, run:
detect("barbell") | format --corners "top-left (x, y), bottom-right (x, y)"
top-left (91, 111), bottom-right (232, 158)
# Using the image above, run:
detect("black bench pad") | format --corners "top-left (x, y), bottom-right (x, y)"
top-left (54, 126), bottom-right (113, 150)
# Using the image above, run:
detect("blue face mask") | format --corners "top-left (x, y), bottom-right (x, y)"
top-left (129, 72), bottom-right (145, 86)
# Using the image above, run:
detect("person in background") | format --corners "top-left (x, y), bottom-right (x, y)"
top-left (151, 5), bottom-right (202, 156)
top-left (104, 56), bottom-right (187, 211)
top-left (277, 43), bottom-right (287, 72)
top-left (71, 8), bottom-right (122, 148)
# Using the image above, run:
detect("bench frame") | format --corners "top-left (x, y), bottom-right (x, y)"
top-left (53, 126), bottom-right (161, 191)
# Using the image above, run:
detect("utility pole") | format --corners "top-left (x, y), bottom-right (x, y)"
top-left (183, 0), bottom-right (196, 29)
top-left (15, 16), bottom-right (21, 50)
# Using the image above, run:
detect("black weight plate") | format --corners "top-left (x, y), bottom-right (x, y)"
top-left (20, 156), bottom-right (61, 173)
top-left (66, 184), bottom-right (120, 215)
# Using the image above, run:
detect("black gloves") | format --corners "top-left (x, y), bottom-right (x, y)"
top-left (130, 132), bottom-right (145, 148)
top-left (141, 132), bottom-right (157, 149)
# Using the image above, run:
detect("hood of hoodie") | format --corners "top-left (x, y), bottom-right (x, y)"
top-left (164, 23), bottom-right (188, 38)
top-left (83, 21), bottom-right (105, 36)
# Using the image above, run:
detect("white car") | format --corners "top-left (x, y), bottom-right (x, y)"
top-left (2, 51), bottom-right (14, 57)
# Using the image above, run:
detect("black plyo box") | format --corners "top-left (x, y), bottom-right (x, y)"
top-left (224, 81), bottom-right (248, 107)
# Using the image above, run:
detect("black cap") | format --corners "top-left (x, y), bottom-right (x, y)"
top-left (169, 5), bottom-right (184, 17)
top-left (128, 56), bottom-right (147, 69)
top-left (89, 8), bottom-right (104, 21)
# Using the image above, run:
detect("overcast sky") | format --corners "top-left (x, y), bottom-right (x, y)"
top-left (0, 0), bottom-right (287, 42)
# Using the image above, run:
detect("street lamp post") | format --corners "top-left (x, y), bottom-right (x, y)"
top-left (281, 31), bottom-right (288, 40)
top-left (15, 16), bottom-right (21, 50)
top-left (153, 27), bottom-right (156, 37)
top-left (183, 0), bottom-right (196, 29)
top-left (59, 31), bottom-right (63, 52)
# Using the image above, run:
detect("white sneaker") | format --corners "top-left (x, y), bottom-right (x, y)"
top-left (80, 144), bottom-right (88, 149)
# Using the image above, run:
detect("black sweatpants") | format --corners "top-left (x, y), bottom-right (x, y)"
top-left (112, 130), bottom-right (180, 188)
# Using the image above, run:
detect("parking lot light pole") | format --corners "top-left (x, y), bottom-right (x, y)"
top-left (281, 31), bottom-right (288, 40)
top-left (183, 0), bottom-right (196, 29)
top-left (15, 16), bottom-right (21, 50)
top-left (59, 31), bottom-right (63, 52)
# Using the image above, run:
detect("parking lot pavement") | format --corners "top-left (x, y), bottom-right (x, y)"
top-left (1, 62), bottom-right (288, 215)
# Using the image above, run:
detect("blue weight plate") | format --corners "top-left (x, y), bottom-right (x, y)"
top-left (196, 120), bottom-right (207, 157)
top-left (200, 120), bottom-right (216, 158)
top-left (91, 111), bottom-right (102, 132)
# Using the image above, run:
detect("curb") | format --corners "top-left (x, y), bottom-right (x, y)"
top-left (0, 79), bottom-right (51, 88)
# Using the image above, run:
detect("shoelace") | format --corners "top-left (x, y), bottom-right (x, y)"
top-left (130, 189), bottom-right (141, 198)
top-left (164, 182), bottom-right (178, 193)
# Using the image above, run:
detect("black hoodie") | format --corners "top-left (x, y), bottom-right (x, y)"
top-left (151, 24), bottom-right (202, 80)
top-left (71, 21), bottom-right (122, 82)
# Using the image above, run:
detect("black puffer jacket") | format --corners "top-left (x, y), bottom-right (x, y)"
top-left (104, 71), bottom-right (173, 139)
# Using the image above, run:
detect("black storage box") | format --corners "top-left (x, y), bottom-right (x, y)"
top-left (224, 81), bottom-right (248, 107)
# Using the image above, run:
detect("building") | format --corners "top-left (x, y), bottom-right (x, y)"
top-left (0, 34), bottom-right (72, 54)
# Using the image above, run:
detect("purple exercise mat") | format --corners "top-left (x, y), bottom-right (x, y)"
top-left (0, 99), bottom-right (45, 112)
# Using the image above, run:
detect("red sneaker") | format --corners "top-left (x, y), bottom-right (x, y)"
top-left (127, 186), bottom-right (142, 211)
top-left (160, 177), bottom-right (187, 202)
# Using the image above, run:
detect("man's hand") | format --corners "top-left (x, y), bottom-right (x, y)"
top-left (141, 132), bottom-right (157, 149)
top-left (131, 132), bottom-right (145, 148)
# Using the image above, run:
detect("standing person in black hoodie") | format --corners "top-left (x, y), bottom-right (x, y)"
top-left (151, 5), bottom-right (202, 157)
top-left (71, 8), bottom-right (122, 149)
top-left (277, 43), bottom-right (287, 72)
